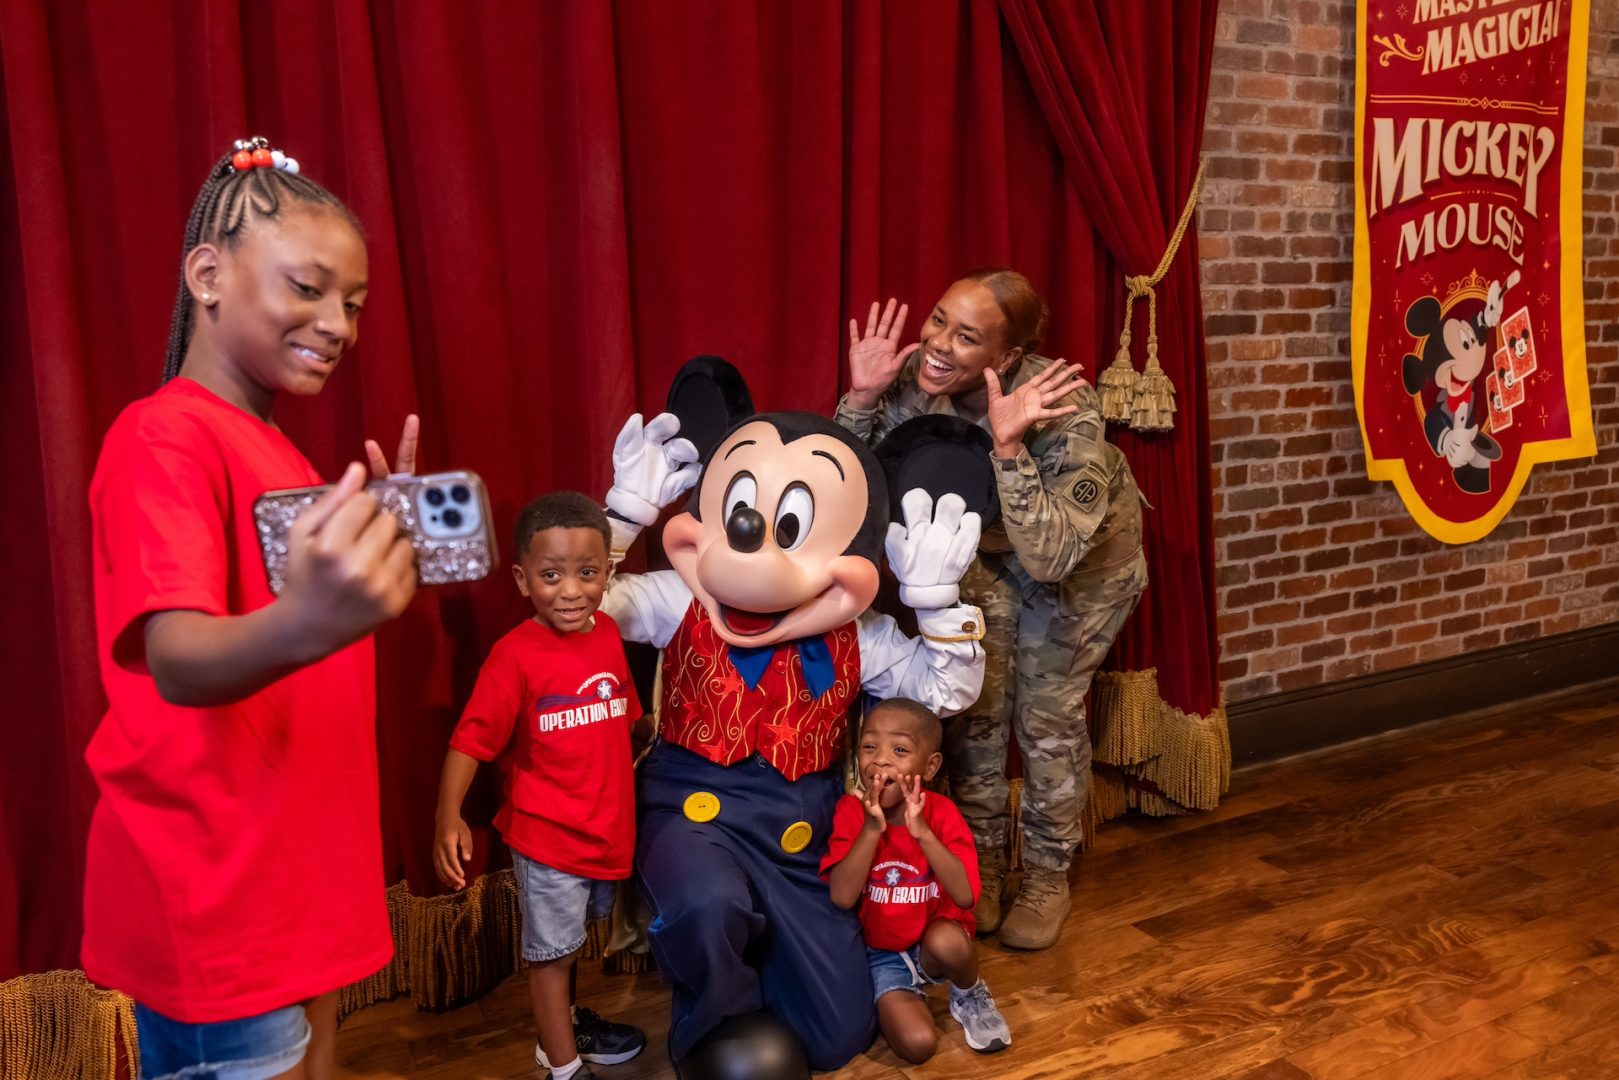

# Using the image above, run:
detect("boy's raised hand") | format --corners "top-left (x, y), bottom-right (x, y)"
top-left (861, 774), bottom-right (888, 832)
top-left (902, 775), bottom-right (930, 839)
top-left (280, 462), bottom-right (418, 653)
top-left (434, 814), bottom-right (474, 890)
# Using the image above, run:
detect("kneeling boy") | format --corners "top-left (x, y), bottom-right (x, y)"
top-left (821, 698), bottom-right (1011, 1061)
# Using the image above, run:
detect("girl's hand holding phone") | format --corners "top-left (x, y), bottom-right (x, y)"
top-left (279, 463), bottom-right (418, 652)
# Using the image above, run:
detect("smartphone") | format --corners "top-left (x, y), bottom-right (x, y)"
top-left (255, 470), bottom-right (498, 595)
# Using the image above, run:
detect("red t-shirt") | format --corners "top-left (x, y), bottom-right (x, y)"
top-left (81, 377), bottom-right (391, 1022)
top-left (820, 791), bottom-right (980, 952)
top-left (449, 616), bottom-right (641, 879)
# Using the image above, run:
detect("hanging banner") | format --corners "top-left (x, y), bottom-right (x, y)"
top-left (1352, 0), bottom-right (1593, 544)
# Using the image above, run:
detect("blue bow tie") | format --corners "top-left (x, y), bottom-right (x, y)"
top-left (727, 634), bottom-right (836, 699)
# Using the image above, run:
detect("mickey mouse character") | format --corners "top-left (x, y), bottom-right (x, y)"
top-left (599, 411), bottom-right (986, 1078)
top-left (1400, 279), bottom-right (1506, 494)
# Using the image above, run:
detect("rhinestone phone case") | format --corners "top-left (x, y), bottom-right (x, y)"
top-left (254, 470), bottom-right (497, 594)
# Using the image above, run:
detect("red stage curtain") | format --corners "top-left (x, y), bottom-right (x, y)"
top-left (999, 0), bottom-right (1224, 718)
top-left (0, 0), bottom-right (1216, 990)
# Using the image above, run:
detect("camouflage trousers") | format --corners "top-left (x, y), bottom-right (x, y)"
top-left (945, 552), bottom-right (1140, 872)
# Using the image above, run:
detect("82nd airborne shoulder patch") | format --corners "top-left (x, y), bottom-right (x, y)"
top-left (1070, 473), bottom-right (1101, 512)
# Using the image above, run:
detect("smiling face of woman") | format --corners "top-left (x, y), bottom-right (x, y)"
top-left (914, 279), bottom-right (1022, 399)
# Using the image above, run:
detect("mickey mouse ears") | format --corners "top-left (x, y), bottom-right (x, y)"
top-left (873, 414), bottom-right (1000, 529)
top-left (666, 355), bottom-right (756, 461)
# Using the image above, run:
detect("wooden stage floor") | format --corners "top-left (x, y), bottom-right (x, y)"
top-left (336, 676), bottom-right (1619, 1079)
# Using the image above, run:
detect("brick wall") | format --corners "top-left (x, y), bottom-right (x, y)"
top-left (1200, 0), bottom-right (1619, 703)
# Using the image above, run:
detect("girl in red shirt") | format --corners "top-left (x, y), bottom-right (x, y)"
top-left (83, 138), bottom-right (418, 1080)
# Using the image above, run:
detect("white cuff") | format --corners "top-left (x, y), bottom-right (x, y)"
top-left (899, 583), bottom-right (960, 610)
top-left (606, 486), bottom-right (660, 527)
top-left (914, 604), bottom-right (985, 643)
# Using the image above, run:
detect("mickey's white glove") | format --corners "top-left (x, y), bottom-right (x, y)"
top-left (1439, 403), bottom-right (1475, 468)
top-left (884, 490), bottom-right (982, 610)
top-left (1484, 280), bottom-right (1504, 328)
top-left (605, 413), bottom-right (700, 526)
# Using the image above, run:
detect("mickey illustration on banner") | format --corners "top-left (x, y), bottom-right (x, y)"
top-left (1400, 269), bottom-right (1536, 495)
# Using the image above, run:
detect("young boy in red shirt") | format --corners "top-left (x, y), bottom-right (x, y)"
top-left (433, 492), bottom-right (645, 1080)
top-left (822, 698), bottom-right (1012, 1062)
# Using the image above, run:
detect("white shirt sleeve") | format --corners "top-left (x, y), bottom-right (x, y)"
top-left (856, 604), bottom-right (986, 717)
top-left (601, 568), bottom-right (692, 649)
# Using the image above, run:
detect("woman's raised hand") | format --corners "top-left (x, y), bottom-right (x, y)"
top-left (846, 298), bottom-right (910, 410)
top-left (984, 359), bottom-right (1087, 458)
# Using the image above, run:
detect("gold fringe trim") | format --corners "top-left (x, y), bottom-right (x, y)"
top-left (1007, 667), bottom-right (1229, 870)
top-left (339, 872), bottom-right (628, 1018)
top-left (0, 969), bottom-right (134, 1080)
top-left (1090, 668), bottom-right (1230, 812)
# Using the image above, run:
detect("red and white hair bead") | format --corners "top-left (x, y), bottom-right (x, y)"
top-left (228, 136), bottom-right (299, 176)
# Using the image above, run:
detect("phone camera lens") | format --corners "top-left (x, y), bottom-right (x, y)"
top-left (425, 488), bottom-right (447, 507)
top-left (443, 508), bottom-right (464, 529)
top-left (450, 484), bottom-right (471, 505)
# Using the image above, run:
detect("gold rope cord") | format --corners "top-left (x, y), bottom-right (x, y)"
top-left (0, 969), bottom-right (134, 1080)
top-left (1098, 158), bottom-right (1207, 431)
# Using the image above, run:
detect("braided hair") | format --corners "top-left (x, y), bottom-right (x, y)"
top-left (161, 145), bottom-right (360, 384)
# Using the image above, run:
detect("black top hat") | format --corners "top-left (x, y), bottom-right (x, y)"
top-left (872, 414), bottom-right (1001, 529)
top-left (666, 355), bottom-right (756, 461)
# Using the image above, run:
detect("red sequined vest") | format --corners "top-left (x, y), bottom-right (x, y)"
top-left (659, 600), bottom-right (861, 781)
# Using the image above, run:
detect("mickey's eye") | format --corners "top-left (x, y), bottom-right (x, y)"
top-left (724, 473), bottom-right (757, 518)
top-left (774, 484), bottom-right (814, 551)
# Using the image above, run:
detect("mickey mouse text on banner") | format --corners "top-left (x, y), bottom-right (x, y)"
top-left (1352, 0), bottom-right (1595, 544)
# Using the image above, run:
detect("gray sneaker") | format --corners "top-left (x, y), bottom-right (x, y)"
top-left (948, 979), bottom-right (1011, 1053)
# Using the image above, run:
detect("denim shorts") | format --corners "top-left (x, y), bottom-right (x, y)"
top-left (512, 848), bottom-right (617, 962)
top-left (134, 1001), bottom-right (311, 1080)
top-left (867, 943), bottom-right (942, 1002)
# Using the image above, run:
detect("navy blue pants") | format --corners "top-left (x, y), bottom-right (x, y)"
top-left (636, 742), bottom-right (875, 1070)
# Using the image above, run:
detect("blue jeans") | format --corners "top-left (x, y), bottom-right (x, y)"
top-left (134, 1001), bottom-right (310, 1080)
top-left (510, 847), bottom-right (617, 962)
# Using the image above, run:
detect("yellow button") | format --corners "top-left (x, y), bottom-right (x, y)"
top-left (780, 820), bottom-right (814, 854)
top-left (683, 792), bottom-right (721, 823)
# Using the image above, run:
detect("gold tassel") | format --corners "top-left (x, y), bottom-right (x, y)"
top-left (1131, 340), bottom-right (1178, 432)
top-left (0, 969), bottom-right (135, 1080)
top-left (1110, 158), bottom-right (1205, 433)
top-left (1097, 324), bottom-right (1139, 424)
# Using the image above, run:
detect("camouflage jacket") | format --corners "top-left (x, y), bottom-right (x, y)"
top-left (835, 350), bottom-right (1147, 613)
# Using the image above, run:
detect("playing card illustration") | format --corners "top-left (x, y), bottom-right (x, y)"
top-left (1499, 307), bottom-right (1537, 382)
top-left (1493, 347), bottom-right (1525, 408)
top-left (1486, 372), bottom-right (1514, 433)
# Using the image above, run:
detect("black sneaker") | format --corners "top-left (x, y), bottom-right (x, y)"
top-left (573, 1006), bottom-right (646, 1065)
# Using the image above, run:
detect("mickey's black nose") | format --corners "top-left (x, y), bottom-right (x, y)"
top-left (726, 506), bottom-right (767, 553)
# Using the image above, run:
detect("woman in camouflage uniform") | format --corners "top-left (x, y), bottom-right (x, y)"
top-left (834, 269), bottom-right (1147, 951)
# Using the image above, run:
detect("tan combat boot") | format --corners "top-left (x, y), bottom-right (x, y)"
top-left (973, 848), bottom-right (1009, 936)
top-left (998, 866), bottom-right (1071, 950)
